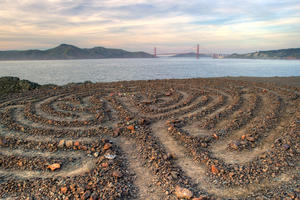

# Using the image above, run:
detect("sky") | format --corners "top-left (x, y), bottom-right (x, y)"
top-left (0, 0), bottom-right (300, 54)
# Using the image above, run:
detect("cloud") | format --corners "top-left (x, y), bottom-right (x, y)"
top-left (0, 0), bottom-right (299, 53)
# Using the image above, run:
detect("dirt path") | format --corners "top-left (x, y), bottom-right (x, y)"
top-left (112, 137), bottom-right (166, 200)
top-left (0, 159), bottom-right (96, 180)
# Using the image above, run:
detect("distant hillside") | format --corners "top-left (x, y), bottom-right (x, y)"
top-left (0, 44), bottom-right (155, 60)
top-left (227, 48), bottom-right (300, 59)
top-left (171, 52), bottom-right (211, 58)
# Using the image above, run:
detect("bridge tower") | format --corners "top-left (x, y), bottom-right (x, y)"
top-left (197, 44), bottom-right (200, 59)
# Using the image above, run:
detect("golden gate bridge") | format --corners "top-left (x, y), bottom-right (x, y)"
top-left (153, 44), bottom-right (200, 58)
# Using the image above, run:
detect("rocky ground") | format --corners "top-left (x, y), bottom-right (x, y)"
top-left (0, 77), bottom-right (299, 199)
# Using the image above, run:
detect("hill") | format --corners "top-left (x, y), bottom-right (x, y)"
top-left (0, 44), bottom-right (155, 60)
top-left (0, 77), bottom-right (40, 96)
top-left (226, 48), bottom-right (300, 59)
top-left (171, 52), bottom-right (211, 58)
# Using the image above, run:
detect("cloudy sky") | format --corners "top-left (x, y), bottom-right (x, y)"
top-left (0, 0), bottom-right (299, 53)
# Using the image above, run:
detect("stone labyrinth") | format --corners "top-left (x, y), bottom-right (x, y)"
top-left (0, 78), bottom-right (299, 199)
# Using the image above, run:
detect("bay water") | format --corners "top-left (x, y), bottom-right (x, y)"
top-left (0, 57), bottom-right (299, 85)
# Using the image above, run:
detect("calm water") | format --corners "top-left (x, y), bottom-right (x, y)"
top-left (0, 58), bottom-right (299, 85)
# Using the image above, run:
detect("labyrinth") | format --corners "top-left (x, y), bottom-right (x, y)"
top-left (0, 78), bottom-right (299, 199)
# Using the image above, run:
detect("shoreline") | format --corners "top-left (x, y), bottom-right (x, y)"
top-left (217, 76), bottom-right (300, 87)
top-left (1, 76), bottom-right (300, 97)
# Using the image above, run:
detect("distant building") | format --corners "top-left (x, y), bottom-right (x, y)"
top-left (212, 54), bottom-right (225, 59)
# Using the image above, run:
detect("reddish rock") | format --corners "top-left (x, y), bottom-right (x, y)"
top-left (103, 143), bottom-right (112, 150)
top-left (175, 186), bottom-right (193, 199)
top-left (74, 141), bottom-right (80, 146)
top-left (81, 145), bottom-right (88, 151)
top-left (60, 187), bottom-right (68, 194)
top-left (58, 140), bottom-right (65, 148)
top-left (69, 184), bottom-right (76, 192)
top-left (213, 134), bottom-right (219, 139)
top-left (101, 162), bottom-right (108, 168)
top-left (17, 161), bottom-right (23, 167)
top-left (127, 125), bottom-right (135, 131)
top-left (48, 163), bottom-right (61, 171)
top-left (211, 165), bottom-right (219, 175)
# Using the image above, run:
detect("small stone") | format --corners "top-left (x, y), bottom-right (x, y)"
top-left (246, 136), bottom-right (255, 142)
top-left (127, 125), bottom-right (134, 131)
top-left (229, 142), bottom-right (239, 150)
top-left (60, 187), bottom-right (68, 194)
top-left (17, 161), bottom-right (23, 167)
top-left (175, 186), bottom-right (193, 199)
top-left (58, 140), bottom-right (65, 148)
top-left (241, 135), bottom-right (246, 140)
top-left (105, 154), bottom-right (116, 159)
top-left (69, 184), bottom-right (76, 192)
top-left (81, 190), bottom-right (91, 200)
top-left (66, 140), bottom-right (73, 148)
top-left (93, 152), bottom-right (99, 158)
top-left (168, 126), bottom-right (174, 132)
top-left (74, 141), bottom-right (80, 146)
top-left (48, 163), bottom-right (61, 171)
top-left (211, 165), bottom-right (219, 175)
top-left (103, 143), bottom-right (112, 150)
top-left (112, 170), bottom-right (123, 178)
top-left (81, 145), bottom-right (88, 151)
top-left (101, 162), bottom-right (108, 168)
top-left (213, 134), bottom-right (219, 139)
top-left (283, 144), bottom-right (290, 150)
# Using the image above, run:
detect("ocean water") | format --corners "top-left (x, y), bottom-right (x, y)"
top-left (0, 57), bottom-right (299, 85)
